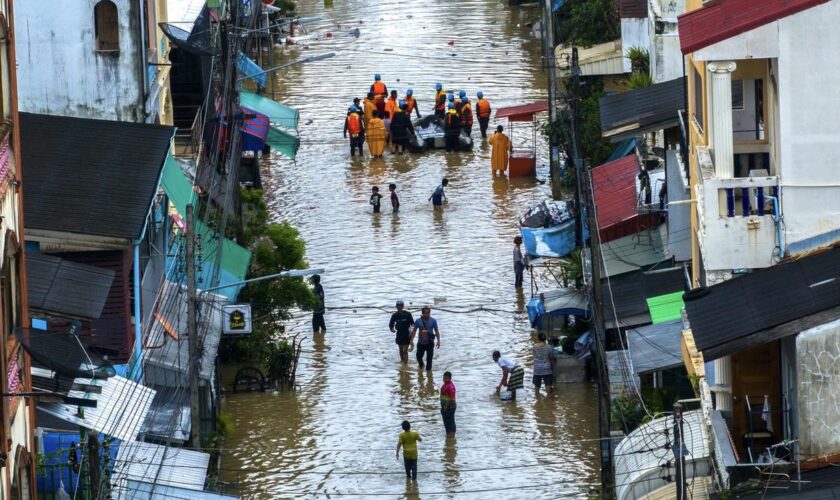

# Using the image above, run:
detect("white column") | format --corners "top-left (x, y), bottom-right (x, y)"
top-left (708, 61), bottom-right (737, 179)
top-left (713, 355), bottom-right (733, 411)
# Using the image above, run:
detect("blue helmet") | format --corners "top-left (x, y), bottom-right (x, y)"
top-left (477, 91), bottom-right (484, 98)
top-left (375, 73), bottom-right (381, 80)
top-left (447, 103), bottom-right (455, 109)
top-left (448, 94), bottom-right (455, 102)
top-left (399, 100), bottom-right (407, 107)
top-left (459, 90), bottom-right (466, 98)
top-left (435, 83), bottom-right (442, 90)
top-left (462, 97), bottom-right (469, 103)
top-left (406, 89), bottom-right (413, 96)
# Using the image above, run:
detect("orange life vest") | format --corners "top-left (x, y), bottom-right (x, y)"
top-left (476, 98), bottom-right (492, 119)
top-left (384, 98), bottom-right (398, 119)
top-left (435, 95), bottom-right (447, 112)
top-left (405, 97), bottom-right (416, 114)
top-left (460, 102), bottom-right (473, 125)
top-left (347, 113), bottom-right (361, 135)
top-left (372, 81), bottom-right (387, 96)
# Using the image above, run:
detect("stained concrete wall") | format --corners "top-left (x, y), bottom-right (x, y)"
top-left (14, 0), bottom-right (144, 122)
top-left (796, 318), bottom-right (840, 458)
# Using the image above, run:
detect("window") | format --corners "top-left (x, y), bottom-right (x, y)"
top-left (693, 68), bottom-right (704, 132)
top-left (94, 1), bottom-right (119, 52)
top-left (731, 80), bottom-right (744, 110)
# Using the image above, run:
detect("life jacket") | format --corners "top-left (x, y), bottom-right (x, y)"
top-left (385, 98), bottom-right (398, 119)
top-left (460, 102), bottom-right (473, 125)
top-left (372, 81), bottom-right (387, 96)
top-left (405, 97), bottom-right (416, 114)
top-left (476, 98), bottom-right (492, 119)
top-left (435, 95), bottom-right (447, 112)
top-left (347, 113), bottom-right (361, 135)
top-left (435, 90), bottom-right (446, 103)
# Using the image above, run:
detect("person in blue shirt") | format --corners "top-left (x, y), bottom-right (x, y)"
top-left (428, 178), bottom-right (449, 209)
top-left (311, 274), bottom-right (326, 333)
top-left (409, 306), bottom-right (441, 371)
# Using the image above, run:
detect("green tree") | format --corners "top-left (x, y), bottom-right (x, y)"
top-left (556, 0), bottom-right (620, 47)
top-left (546, 78), bottom-right (614, 170)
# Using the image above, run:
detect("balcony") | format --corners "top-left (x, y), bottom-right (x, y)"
top-left (694, 146), bottom-right (781, 273)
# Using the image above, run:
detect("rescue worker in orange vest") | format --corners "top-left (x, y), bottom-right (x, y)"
top-left (476, 91), bottom-right (492, 138)
top-left (435, 88), bottom-right (448, 119)
top-left (363, 92), bottom-right (377, 128)
top-left (404, 89), bottom-right (421, 119)
top-left (434, 83), bottom-right (446, 108)
top-left (460, 96), bottom-right (474, 136)
top-left (455, 90), bottom-right (467, 115)
top-left (448, 94), bottom-right (457, 116)
top-left (343, 106), bottom-right (365, 157)
top-left (384, 90), bottom-right (399, 120)
top-left (370, 73), bottom-right (388, 99)
top-left (443, 103), bottom-right (462, 153)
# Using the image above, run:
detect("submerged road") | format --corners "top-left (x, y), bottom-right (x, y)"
top-left (220, 0), bottom-right (600, 497)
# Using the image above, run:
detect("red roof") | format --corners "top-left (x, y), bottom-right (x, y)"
top-left (592, 155), bottom-right (640, 239)
top-left (679, 0), bottom-right (829, 54)
top-left (495, 102), bottom-right (549, 122)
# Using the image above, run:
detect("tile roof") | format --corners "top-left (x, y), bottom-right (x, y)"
top-left (20, 113), bottom-right (174, 240)
top-left (685, 246), bottom-right (840, 360)
top-left (678, 0), bottom-right (830, 54)
top-left (27, 253), bottom-right (115, 319)
top-left (599, 77), bottom-right (686, 141)
top-left (592, 155), bottom-right (640, 235)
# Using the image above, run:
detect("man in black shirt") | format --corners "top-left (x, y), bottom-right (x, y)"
top-left (389, 300), bottom-right (414, 364)
top-left (312, 275), bottom-right (326, 334)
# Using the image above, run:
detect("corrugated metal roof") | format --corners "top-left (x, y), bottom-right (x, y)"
top-left (620, 0), bottom-right (648, 18)
top-left (165, 0), bottom-right (205, 33)
top-left (601, 225), bottom-right (670, 278)
top-left (143, 280), bottom-right (225, 384)
top-left (599, 77), bottom-right (686, 141)
top-left (556, 40), bottom-right (625, 77)
top-left (592, 155), bottom-right (640, 235)
top-left (601, 266), bottom-right (686, 324)
top-left (615, 409), bottom-right (711, 500)
top-left (495, 102), bottom-right (549, 121)
top-left (141, 385), bottom-right (191, 443)
top-left (39, 376), bottom-right (156, 442)
top-left (678, 0), bottom-right (830, 54)
top-left (685, 246), bottom-right (840, 361)
top-left (27, 253), bottom-right (115, 319)
top-left (123, 481), bottom-right (239, 499)
top-left (541, 288), bottom-right (589, 315)
top-left (627, 320), bottom-right (684, 374)
top-left (113, 441), bottom-right (210, 494)
top-left (20, 113), bottom-right (174, 240)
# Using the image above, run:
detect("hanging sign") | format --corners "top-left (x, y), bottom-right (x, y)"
top-left (223, 304), bottom-right (252, 334)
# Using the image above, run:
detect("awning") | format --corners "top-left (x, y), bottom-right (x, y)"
top-left (266, 126), bottom-right (300, 159)
top-left (237, 53), bottom-right (267, 88)
top-left (599, 77), bottom-right (686, 142)
top-left (519, 221), bottom-right (577, 258)
top-left (615, 409), bottom-right (711, 500)
top-left (15, 327), bottom-right (116, 379)
top-left (495, 102), bottom-right (549, 122)
top-left (161, 152), bottom-right (195, 218)
top-left (556, 40), bottom-right (624, 77)
top-left (601, 267), bottom-right (686, 328)
top-left (141, 385), bottom-right (190, 443)
top-left (143, 280), bottom-right (225, 384)
top-left (601, 226), bottom-right (670, 278)
top-left (240, 91), bottom-right (300, 130)
top-left (646, 291), bottom-right (685, 324)
top-left (160, 2), bottom-right (213, 55)
top-left (240, 106), bottom-right (270, 152)
top-left (540, 288), bottom-right (589, 316)
top-left (39, 375), bottom-right (156, 441)
top-left (627, 320), bottom-right (683, 375)
top-left (685, 246), bottom-right (840, 361)
top-left (27, 253), bottom-right (115, 319)
top-left (112, 441), bottom-right (210, 494)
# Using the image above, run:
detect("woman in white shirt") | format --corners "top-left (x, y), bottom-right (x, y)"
top-left (492, 350), bottom-right (525, 401)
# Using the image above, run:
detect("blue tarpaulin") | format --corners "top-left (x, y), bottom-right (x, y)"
top-left (240, 105), bottom-right (270, 151)
top-left (520, 220), bottom-right (577, 258)
top-left (607, 138), bottom-right (637, 162)
top-left (527, 296), bottom-right (546, 328)
top-left (237, 53), bottom-right (267, 88)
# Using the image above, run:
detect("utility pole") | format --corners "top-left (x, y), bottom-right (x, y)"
top-left (542, 0), bottom-right (562, 200)
top-left (186, 204), bottom-right (200, 448)
top-left (569, 46), bottom-right (584, 247)
top-left (584, 165), bottom-right (614, 499)
top-left (673, 403), bottom-right (688, 499)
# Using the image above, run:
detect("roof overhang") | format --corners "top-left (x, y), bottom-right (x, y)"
top-left (627, 320), bottom-right (683, 374)
top-left (599, 77), bottom-right (686, 142)
top-left (556, 40), bottom-right (625, 77)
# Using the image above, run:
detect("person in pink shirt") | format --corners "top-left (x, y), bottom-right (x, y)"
top-left (440, 371), bottom-right (456, 437)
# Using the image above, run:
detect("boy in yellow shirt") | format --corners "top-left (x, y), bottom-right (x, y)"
top-left (396, 420), bottom-right (422, 481)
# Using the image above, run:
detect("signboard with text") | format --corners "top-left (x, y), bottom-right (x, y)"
top-left (223, 304), bottom-right (252, 334)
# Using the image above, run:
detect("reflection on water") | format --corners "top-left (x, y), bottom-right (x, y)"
top-left (220, 0), bottom-right (600, 497)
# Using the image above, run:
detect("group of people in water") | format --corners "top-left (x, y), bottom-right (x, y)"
top-left (343, 74), bottom-right (496, 157)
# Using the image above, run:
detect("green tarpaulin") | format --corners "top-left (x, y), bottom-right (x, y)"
top-left (646, 292), bottom-right (685, 324)
top-left (161, 153), bottom-right (195, 217)
top-left (241, 91), bottom-right (299, 130)
top-left (266, 126), bottom-right (300, 160)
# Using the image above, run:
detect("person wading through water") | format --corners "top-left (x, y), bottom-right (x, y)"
top-left (389, 300), bottom-right (414, 364)
top-left (409, 306), bottom-right (440, 372)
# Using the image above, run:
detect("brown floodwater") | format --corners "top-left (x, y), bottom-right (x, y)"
top-left (220, 0), bottom-right (600, 497)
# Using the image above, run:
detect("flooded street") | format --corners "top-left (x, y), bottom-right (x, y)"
top-left (220, 0), bottom-right (600, 497)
